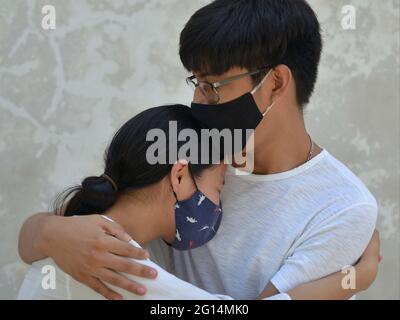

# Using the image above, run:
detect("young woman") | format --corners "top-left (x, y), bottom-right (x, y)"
top-left (18, 105), bottom-right (379, 300)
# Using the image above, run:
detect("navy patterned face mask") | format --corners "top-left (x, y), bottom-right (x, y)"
top-left (169, 170), bottom-right (223, 251)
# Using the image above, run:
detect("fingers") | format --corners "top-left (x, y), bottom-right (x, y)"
top-left (97, 215), bottom-right (132, 242)
top-left (104, 252), bottom-right (157, 279)
top-left (96, 268), bottom-right (147, 296)
top-left (106, 236), bottom-right (150, 260)
top-left (95, 216), bottom-right (150, 260)
top-left (81, 276), bottom-right (123, 300)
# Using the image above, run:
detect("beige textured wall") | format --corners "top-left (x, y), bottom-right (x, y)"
top-left (0, 0), bottom-right (398, 299)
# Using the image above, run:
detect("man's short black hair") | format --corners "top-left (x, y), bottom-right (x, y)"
top-left (179, 0), bottom-right (323, 107)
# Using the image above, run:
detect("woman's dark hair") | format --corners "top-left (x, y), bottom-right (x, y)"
top-left (55, 104), bottom-right (214, 217)
top-left (179, 0), bottom-right (322, 107)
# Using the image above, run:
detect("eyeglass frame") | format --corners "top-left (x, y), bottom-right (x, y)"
top-left (186, 66), bottom-right (273, 104)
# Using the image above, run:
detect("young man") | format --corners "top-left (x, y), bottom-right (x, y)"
top-left (18, 0), bottom-right (379, 299)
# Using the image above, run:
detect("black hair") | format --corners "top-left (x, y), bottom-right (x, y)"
top-left (179, 0), bottom-right (323, 107)
top-left (55, 104), bottom-right (213, 217)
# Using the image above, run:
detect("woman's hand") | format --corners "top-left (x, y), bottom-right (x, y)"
top-left (32, 214), bottom-right (158, 299)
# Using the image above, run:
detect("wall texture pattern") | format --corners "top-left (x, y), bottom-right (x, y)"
top-left (0, 0), bottom-right (399, 299)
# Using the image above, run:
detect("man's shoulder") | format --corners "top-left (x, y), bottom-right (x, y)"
top-left (299, 150), bottom-right (378, 233)
top-left (311, 150), bottom-right (377, 208)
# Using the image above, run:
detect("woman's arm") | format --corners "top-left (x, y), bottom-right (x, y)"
top-left (258, 230), bottom-right (381, 300)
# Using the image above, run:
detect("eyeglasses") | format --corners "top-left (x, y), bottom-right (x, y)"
top-left (186, 66), bottom-right (271, 104)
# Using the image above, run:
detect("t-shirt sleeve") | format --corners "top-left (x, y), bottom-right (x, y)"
top-left (270, 203), bottom-right (378, 293)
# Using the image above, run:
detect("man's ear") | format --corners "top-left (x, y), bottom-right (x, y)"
top-left (169, 159), bottom-right (189, 196)
top-left (271, 64), bottom-right (292, 100)
top-left (254, 65), bottom-right (293, 113)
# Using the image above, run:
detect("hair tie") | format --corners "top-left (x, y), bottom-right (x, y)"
top-left (101, 174), bottom-right (118, 192)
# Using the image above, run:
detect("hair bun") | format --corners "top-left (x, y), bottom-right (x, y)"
top-left (80, 176), bottom-right (117, 210)
top-left (82, 176), bottom-right (114, 193)
top-left (100, 174), bottom-right (118, 192)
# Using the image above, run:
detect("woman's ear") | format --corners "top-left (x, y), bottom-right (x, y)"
top-left (169, 159), bottom-right (196, 201)
top-left (170, 159), bottom-right (187, 191)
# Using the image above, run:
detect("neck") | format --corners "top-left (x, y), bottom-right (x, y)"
top-left (250, 104), bottom-right (322, 175)
top-left (103, 195), bottom-right (169, 247)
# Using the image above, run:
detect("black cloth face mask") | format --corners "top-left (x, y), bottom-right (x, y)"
top-left (190, 70), bottom-right (274, 155)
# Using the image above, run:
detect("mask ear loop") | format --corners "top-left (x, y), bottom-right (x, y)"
top-left (262, 101), bottom-right (276, 117)
top-left (189, 163), bottom-right (222, 208)
top-left (251, 69), bottom-right (273, 94)
top-left (251, 69), bottom-right (276, 117)
top-left (187, 163), bottom-right (200, 191)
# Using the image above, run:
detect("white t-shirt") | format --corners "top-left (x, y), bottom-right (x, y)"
top-left (17, 239), bottom-right (290, 300)
top-left (151, 149), bottom-right (378, 299)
